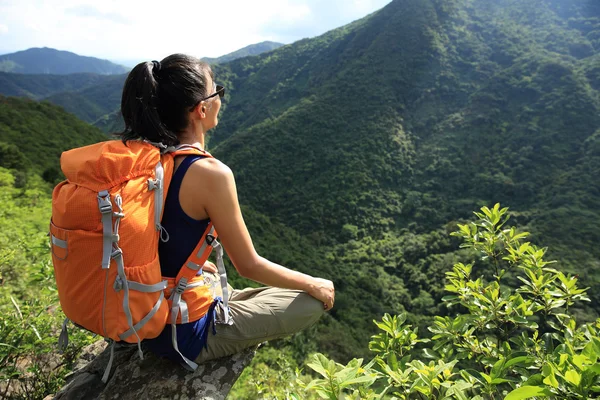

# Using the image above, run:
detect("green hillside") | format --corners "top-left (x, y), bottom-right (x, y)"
top-left (0, 96), bottom-right (108, 179)
top-left (0, 72), bottom-right (113, 99)
top-left (211, 0), bottom-right (599, 233)
top-left (0, 47), bottom-right (129, 75)
top-left (43, 74), bottom-right (127, 124)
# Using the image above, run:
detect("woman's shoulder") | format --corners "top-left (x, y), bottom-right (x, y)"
top-left (186, 156), bottom-right (234, 186)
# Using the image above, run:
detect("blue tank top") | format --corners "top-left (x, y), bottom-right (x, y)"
top-left (144, 155), bottom-right (217, 363)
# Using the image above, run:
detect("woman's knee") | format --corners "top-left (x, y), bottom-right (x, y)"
top-left (281, 291), bottom-right (324, 333)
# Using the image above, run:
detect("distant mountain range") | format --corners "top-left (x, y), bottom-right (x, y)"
top-left (202, 41), bottom-right (284, 64)
top-left (0, 42), bottom-right (286, 128)
top-left (0, 47), bottom-right (129, 75)
top-left (0, 42), bottom-right (285, 76)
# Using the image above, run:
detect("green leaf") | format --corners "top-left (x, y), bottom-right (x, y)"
top-left (564, 370), bottom-right (581, 386)
top-left (504, 386), bottom-right (553, 400)
top-left (340, 374), bottom-right (377, 387)
top-left (307, 354), bottom-right (332, 378)
top-left (505, 356), bottom-right (534, 369)
top-left (423, 348), bottom-right (437, 359)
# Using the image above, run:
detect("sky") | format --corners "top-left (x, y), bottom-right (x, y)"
top-left (0, 0), bottom-right (392, 66)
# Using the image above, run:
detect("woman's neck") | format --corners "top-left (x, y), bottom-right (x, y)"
top-left (177, 128), bottom-right (205, 150)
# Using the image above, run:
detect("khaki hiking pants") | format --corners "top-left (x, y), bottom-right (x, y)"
top-left (195, 277), bottom-right (324, 363)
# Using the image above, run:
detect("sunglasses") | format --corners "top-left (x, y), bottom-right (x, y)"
top-left (189, 83), bottom-right (225, 111)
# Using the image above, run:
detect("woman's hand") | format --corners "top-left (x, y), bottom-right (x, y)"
top-left (203, 261), bottom-right (218, 274)
top-left (308, 278), bottom-right (335, 310)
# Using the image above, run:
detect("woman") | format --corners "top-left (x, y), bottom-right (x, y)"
top-left (119, 54), bottom-right (334, 366)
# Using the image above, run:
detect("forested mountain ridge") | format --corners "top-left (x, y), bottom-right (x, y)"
top-left (0, 42), bottom-right (286, 130)
top-left (0, 47), bottom-right (129, 75)
top-left (204, 0), bottom-right (600, 347)
top-left (202, 41), bottom-right (284, 64)
top-left (0, 72), bottom-right (127, 127)
top-left (0, 71), bottom-right (117, 99)
top-left (211, 0), bottom-right (599, 237)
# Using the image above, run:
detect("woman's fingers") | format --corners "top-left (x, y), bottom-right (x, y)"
top-left (309, 277), bottom-right (335, 311)
top-left (203, 261), bottom-right (218, 273)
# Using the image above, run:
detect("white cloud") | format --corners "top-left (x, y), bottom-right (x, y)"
top-left (0, 24), bottom-right (8, 34)
top-left (65, 5), bottom-right (129, 24)
top-left (0, 0), bottom-right (392, 60)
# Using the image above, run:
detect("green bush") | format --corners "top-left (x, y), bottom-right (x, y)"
top-left (0, 168), bottom-right (95, 399)
top-left (302, 205), bottom-right (600, 399)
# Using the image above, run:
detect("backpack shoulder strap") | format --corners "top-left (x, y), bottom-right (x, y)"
top-left (175, 222), bottom-right (218, 285)
top-left (172, 222), bottom-right (231, 325)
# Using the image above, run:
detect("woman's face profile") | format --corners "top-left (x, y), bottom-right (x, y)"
top-left (203, 77), bottom-right (222, 131)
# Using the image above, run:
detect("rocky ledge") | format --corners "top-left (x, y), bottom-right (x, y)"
top-left (46, 340), bottom-right (255, 400)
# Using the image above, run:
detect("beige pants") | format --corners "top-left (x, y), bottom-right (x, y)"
top-left (195, 281), bottom-right (324, 363)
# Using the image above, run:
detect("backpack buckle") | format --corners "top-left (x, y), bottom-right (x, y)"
top-left (174, 278), bottom-right (188, 294)
top-left (206, 234), bottom-right (215, 245)
top-left (98, 194), bottom-right (112, 214)
top-left (113, 276), bottom-right (123, 291)
top-left (111, 248), bottom-right (123, 259)
top-left (147, 179), bottom-right (161, 191)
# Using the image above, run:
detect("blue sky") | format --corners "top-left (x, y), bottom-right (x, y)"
top-left (0, 0), bottom-right (392, 65)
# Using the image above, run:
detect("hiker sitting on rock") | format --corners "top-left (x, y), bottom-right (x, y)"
top-left (120, 54), bottom-right (334, 366)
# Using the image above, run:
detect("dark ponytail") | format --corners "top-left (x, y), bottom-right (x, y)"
top-left (119, 54), bottom-right (213, 146)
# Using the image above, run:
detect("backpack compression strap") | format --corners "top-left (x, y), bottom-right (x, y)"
top-left (168, 222), bottom-right (232, 371)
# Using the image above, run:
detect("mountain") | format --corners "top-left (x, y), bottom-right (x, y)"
top-left (202, 41), bottom-right (284, 64)
top-left (0, 47), bottom-right (129, 75)
top-left (0, 71), bottom-right (126, 129)
top-left (43, 74), bottom-right (127, 124)
top-left (0, 42), bottom-right (283, 132)
top-left (205, 0), bottom-right (600, 346)
top-left (210, 0), bottom-right (599, 239)
top-left (0, 71), bottom-right (116, 99)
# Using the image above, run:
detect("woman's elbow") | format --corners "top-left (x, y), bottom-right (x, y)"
top-left (234, 256), bottom-right (262, 280)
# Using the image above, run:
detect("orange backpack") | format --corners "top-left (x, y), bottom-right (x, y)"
top-left (50, 140), bottom-right (231, 381)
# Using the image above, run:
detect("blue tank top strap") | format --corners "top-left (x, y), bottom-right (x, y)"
top-left (170, 155), bottom-right (207, 193)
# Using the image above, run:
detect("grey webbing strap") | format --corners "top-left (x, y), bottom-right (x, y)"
top-left (119, 290), bottom-right (165, 340)
top-left (58, 318), bottom-right (69, 352)
top-left (127, 280), bottom-right (168, 293)
top-left (102, 341), bottom-right (116, 384)
top-left (212, 241), bottom-right (232, 325)
top-left (169, 286), bottom-right (198, 371)
top-left (98, 191), bottom-right (113, 269)
top-left (186, 280), bottom-right (206, 289)
top-left (114, 250), bottom-right (143, 360)
top-left (154, 162), bottom-right (164, 231)
top-left (51, 235), bottom-right (67, 249)
top-left (179, 299), bottom-right (189, 324)
top-left (186, 261), bottom-right (201, 271)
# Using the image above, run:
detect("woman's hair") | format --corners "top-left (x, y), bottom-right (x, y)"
top-left (119, 54), bottom-right (213, 146)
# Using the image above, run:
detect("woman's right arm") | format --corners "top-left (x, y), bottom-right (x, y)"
top-left (182, 158), bottom-right (335, 309)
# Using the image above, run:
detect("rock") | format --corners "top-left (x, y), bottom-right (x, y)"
top-left (48, 340), bottom-right (255, 400)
